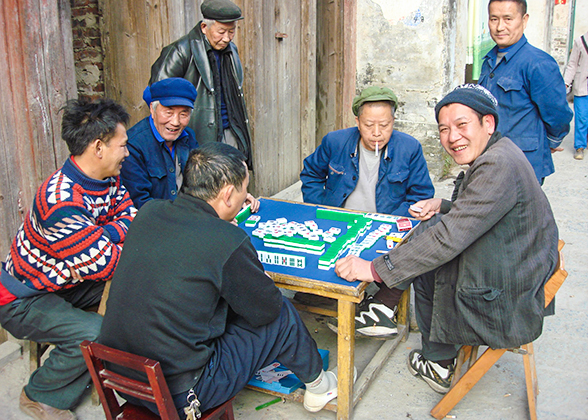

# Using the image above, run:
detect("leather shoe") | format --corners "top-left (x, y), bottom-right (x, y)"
top-left (574, 148), bottom-right (584, 160)
top-left (19, 389), bottom-right (76, 420)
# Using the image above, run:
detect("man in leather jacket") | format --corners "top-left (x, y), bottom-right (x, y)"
top-left (149, 0), bottom-right (253, 168)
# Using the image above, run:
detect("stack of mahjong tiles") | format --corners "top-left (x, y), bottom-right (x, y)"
top-left (316, 208), bottom-right (371, 270)
top-left (251, 217), bottom-right (343, 255)
top-left (347, 223), bottom-right (394, 256)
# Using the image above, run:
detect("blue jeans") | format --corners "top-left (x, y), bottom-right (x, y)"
top-left (0, 281), bottom-right (104, 409)
top-left (574, 95), bottom-right (588, 150)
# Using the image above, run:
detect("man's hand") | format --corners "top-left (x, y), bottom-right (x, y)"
top-left (69, 268), bottom-right (84, 282)
top-left (550, 147), bottom-right (564, 154)
top-left (335, 256), bottom-right (375, 283)
top-left (244, 193), bottom-right (260, 213)
top-left (408, 198), bottom-right (442, 221)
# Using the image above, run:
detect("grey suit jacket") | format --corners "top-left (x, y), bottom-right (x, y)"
top-left (373, 133), bottom-right (559, 349)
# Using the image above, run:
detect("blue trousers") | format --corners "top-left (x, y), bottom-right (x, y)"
top-left (574, 95), bottom-right (588, 150)
top-left (0, 281), bottom-right (104, 409)
top-left (126, 296), bottom-right (323, 418)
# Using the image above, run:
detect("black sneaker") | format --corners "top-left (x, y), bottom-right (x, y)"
top-left (327, 296), bottom-right (398, 338)
top-left (407, 349), bottom-right (454, 394)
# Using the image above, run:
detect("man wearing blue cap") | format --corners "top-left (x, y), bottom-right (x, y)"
top-left (149, 0), bottom-right (253, 169)
top-left (335, 84), bottom-right (558, 394)
top-left (121, 78), bottom-right (199, 209)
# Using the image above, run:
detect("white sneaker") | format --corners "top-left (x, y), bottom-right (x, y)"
top-left (303, 370), bottom-right (338, 412)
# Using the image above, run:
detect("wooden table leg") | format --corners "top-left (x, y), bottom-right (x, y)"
top-left (337, 299), bottom-right (355, 420)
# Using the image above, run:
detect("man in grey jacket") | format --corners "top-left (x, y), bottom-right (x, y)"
top-left (149, 0), bottom-right (252, 168)
top-left (335, 84), bottom-right (559, 394)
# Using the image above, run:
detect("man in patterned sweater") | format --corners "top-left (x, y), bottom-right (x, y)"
top-left (0, 99), bottom-right (136, 420)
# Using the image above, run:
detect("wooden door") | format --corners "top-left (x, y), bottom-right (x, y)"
top-left (0, 0), bottom-right (77, 258)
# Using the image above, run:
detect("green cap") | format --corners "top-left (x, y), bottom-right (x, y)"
top-left (352, 86), bottom-right (398, 116)
top-left (201, 0), bottom-right (243, 23)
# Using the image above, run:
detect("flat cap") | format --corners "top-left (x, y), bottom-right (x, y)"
top-left (201, 0), bottom-right (243, 22)
top-left (352, 86), bottom-right (399, 116)
top-left (150, 78), bottom-right (197, 108)
top-left (435, 84), bottom-right (499, 124)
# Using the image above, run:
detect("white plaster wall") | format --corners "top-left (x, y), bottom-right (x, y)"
top-left (573, 0), bottom-right (588, 38)
top-left (525, 0), bottom-right (550, 51)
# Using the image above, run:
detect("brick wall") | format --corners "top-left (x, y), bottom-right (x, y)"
top-left (70, 0), bottom-right (104, 100)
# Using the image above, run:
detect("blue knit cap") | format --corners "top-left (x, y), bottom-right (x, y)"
top-left (435, 84), bottom-right (499, 124)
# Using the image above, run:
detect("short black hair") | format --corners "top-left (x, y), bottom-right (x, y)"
top-left (181, 142), bottom-right (248, 202)
top-left (61, 98), bottom-right (129, 156)
top-left (488, 0), bottom-right (527, 15)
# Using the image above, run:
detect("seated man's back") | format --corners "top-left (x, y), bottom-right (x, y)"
top-left (101, 143), bottom-right (340, 417)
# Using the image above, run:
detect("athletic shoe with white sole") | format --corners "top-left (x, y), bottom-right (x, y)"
top-left (327, 296), bottom-right (398, 338)
top-left (303, 370), bottom-right (338, 412)
top-left (407, 349), bottom-right (454, 394)
top-left (353, 296), bottom-right (398, 337)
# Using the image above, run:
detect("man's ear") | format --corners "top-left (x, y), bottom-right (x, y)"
top-left (221, 184), bottom-right (236, 207)
top-left (483, 115), bottom-right (496, 135)
top-left (91, 139), bottom-right (104, 159)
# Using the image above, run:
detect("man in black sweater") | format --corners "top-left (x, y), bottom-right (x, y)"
top-left (99, 142), bottom-right (336, 417)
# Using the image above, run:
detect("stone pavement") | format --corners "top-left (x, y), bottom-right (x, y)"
top-left (0, 129), bottom-right (586, 420)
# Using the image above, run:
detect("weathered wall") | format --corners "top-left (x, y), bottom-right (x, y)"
top-left (71, 0), bottom-right (104, 99)
top-left (356, 0), bottom-right (468, 180)
top-left (552, 2), bottom-right (571, 68)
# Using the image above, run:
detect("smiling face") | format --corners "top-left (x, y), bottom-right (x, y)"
top-left (438, 103), bottom-right (495, 166)
top-left (100, 123), bottom-right (129, 178)
top-left (201, 20), bottom-right (236, 51)
top-left (356, 102), bottom-right (395, 152)
top-left (488, 1), bottom-right (528, 49)
top-left (150, 103), bottom-right (192, 143)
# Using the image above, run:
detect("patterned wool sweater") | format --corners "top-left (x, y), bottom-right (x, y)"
top-left (0, 158), bottom-right (137, 305)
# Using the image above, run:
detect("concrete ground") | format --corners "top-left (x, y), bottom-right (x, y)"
top-left (1, 128), bottom-right (587, 419)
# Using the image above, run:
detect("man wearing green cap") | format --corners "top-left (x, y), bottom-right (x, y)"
top-left (300, 86), bottom-right (434, 338)
top-left (149, 0), bottom-right (253, 169)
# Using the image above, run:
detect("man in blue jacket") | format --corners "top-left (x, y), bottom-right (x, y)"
top-left (478, 0), bottom-right (572, 184)
top-left (300, 86), bottom-right (434, 338)
top-left (121, 78), bottom-right (199, 209)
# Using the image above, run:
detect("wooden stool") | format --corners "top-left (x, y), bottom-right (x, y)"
top-left (80, 340), bottom-right (235, 420)
top-left (431, 240), bottom-right (567, 420)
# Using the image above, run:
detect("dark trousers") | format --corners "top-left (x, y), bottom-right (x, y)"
top-left (413, 271), bottom-right (460, 362)
top-left (0, 281), bottom-right (104, 409)
top-left (127, 296), bottom-right (324, 418)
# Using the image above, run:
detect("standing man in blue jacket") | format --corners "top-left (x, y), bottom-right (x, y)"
top-left (300, 86), bottom-right (434, 338)
top-left (478, 0), bottom-right (572, 184)
top-left (121, 78), bottom-right (199, 209)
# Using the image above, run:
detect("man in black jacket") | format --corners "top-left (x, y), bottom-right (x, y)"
top-left (99, 143), bottom-right (337, 417)
top-left (149, 0), bottom-right (252, 168)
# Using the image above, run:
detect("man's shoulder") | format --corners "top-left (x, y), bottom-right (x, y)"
top-left (390, 130), bottom-right (421, 147)
top-left (513, 40), bottom-right (558, 68)
top-left (127, 117), bottom-right (152, 137)
top-left (127, 118), bottom-right (156, 146)
top-left (324, 127), bottom-right (359, 143)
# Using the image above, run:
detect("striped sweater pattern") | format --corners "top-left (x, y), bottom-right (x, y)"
top-left (3, 158), bottom-right (137, 300)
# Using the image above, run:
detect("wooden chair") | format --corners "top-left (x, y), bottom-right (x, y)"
top-left (80, 340), bottom-right (235, 420)
top-left (431, 239), bottom-right (567, 420)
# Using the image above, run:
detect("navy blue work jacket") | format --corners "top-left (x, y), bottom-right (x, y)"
top-left (300, 127), bottom-right (434, 217)
top-left (479, 35), bottom-right (572, 181)
top-left (121, 117), bottom-right (199, 209)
